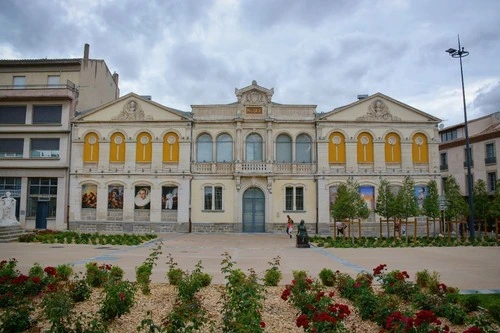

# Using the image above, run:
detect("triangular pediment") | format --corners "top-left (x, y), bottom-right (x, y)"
top-left (75, 93), bottom-right (190, 122)
top-left (235, 80), bottom-right (274, 106)
top-left (318, 93), bottom-right (441, 123)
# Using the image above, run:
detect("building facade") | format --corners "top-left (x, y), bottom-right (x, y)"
top-left (439, 111), bottom-right (500, 196)
top-left (68, 81), bottom-right (442, 234)
top-left (0, 44), bottom-right (119, 230)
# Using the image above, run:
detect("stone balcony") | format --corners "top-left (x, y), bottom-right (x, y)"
top-left (192, 162), bottom-right (316, 174)
top-left (0, 80), bottom-right (78, 101)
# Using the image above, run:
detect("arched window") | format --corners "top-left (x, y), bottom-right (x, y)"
top-left (246, 133), bottom-right (263, 161)
top-left (216, 133), bottom-right (233, 162)
top-left (412, 133), bottom-right (428, 163)
top-left (328, 132), bottom-right (345, 163)
top-left (296, 134), bottom-right (312, 163)
top-left (276, 134), bottom-right (292, 163)
top-left (109, 132), bottom-right (125, 163)
top-left (163, 132), bottom-right (179, 162)
top-left (136, 132), bottom-right (152, 162)
top-left (385, 132), bottom-right (401, 163)
top-left (83, 132), bottom-right (99, 163)
top-left (197, 134), bottom-right (212, 162)
top-left (357, 132), bottom-right (374, 163)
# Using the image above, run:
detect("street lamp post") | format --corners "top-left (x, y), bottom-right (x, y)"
top-left (446, 35), bottom-right (475, 238)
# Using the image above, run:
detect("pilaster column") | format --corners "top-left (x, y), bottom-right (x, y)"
top-left (373, 140), bottom-right (385, 171)
top-left (125, 140), bottom-right (136, 171)
top-left (98, 141), bottom-right (110, 170)
top-left (122, 186), bottom-right (134, 221)
top-left (96, 185), bottom-right (108, 220)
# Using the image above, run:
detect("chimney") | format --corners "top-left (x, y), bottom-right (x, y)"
top-left (84, 43), bottom-right (90, 60)
top-left (113, 72), bottom-right (119, 85)
top-left (357, 94), bottom-right (369, 100)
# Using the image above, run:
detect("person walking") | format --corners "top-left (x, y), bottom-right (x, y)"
top-left (286, 215), bottom-right (294, 238)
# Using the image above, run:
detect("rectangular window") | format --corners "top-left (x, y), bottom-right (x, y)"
top-left (30, 138), bottom-right (60, 158)
top-left (296, 187), bottom-right (304, 211)
top-left (0, 139), bottom-right (24, 157)
top-left (13, 76), bottom-right (25, 89)
top-left (47, 75), bottom-right (60, 86)
top-left (488, 172), bottom-right (497, 192)
top-left (0, 105), bottom-right (26, 124)
top-left (285, 186), bottom-right (304, 211)
top-left (32, 105), bottom-right (62, 124)
top-left (485, 143), bottom-right (496, 164)
top-left (204, 186), bottom-right (223, 211)
top-left (27, 177), bottom-right (58, 217)
top-left (464, 147), bottom-right (473, 167)
top-left (285, 187), bottom-right (293, 210)
top-left (440, 152), bottom-right (448, 170)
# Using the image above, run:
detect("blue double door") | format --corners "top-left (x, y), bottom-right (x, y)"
top-left (242, 187), bottom-right (265, 233)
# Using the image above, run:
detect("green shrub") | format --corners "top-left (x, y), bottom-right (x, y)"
top-left (109, 265), bottom-right (124, 282)
top-left (318, 268), bottom-right (335, 286)
top-left (135, 264), bottom-right (153, 294)
top-left (28, 263), bottom-right (44, 279)
top-left (69, 278), bottom-right (91, 303)
top-left (85, 262), bottom-right (109, 287)
top-left (41, 290), bottom-right (74, 330)
top-left (490, 304), bottom-right (500, 323)
top-left (0, 304), bottom-right (33, 333)
top-left (264, 256), bottom-right (282, 286)
top-left (167, 268), bottom-right (184, 286)
top-left (462, 294), bottom-right (481, 312)
top-left (99, 280), bottom-right (136, 321)
top-left (355, 288), bottom-right (378, 320)
top-left (56, 264), bottom-right (73, 281)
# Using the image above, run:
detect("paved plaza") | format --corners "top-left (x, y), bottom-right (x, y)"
top-left (1, 233), bottom-right (499, 294)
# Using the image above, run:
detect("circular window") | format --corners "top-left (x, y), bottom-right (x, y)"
top-left (88, 136), bottom-right (97, 145)
top-left (388, 136), bottom-right (396, 145)
top-left (360, 136), bottom-right (369, 145)
top-left (140, 136), bottom-right (150, 145)
top-left (415, 137), bottom-right (423, 146)
top-left (114, 136), bottom-right (123, 144)
top-left (332, 136), bottom-right (341, 145)
top-left (167, 135), bottom-right (177, 144)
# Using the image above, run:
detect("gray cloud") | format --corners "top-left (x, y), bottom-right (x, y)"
top-left (1, 0), bottom-right (500, 125)
top-left (471, 81), bottom-right (500, 116)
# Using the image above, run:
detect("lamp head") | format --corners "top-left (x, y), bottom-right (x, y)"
top-left (445, 48), bottom-right (457, 54)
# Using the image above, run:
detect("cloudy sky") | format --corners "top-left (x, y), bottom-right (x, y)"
top-left (1, 0), bottom-right (499, 126)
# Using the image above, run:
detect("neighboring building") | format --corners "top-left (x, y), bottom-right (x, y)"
top-left (68, 81), bottom-right (442, 234)
top-left (439, 111), bottom-right (500, 196)
top-left (0, 44), bottom-right (119, 230)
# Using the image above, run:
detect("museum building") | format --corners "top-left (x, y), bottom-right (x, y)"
top-left (68, 80), bottom-right (442, 234)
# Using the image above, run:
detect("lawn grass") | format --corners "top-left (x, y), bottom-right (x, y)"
top-left (459, 293), bottom-right (500, 311)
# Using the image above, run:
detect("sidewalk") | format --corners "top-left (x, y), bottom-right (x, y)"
top-left (1, 233), bottom-right (499, 294)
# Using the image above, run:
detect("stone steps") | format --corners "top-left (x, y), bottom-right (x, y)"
top-left (0, 225), bottom-right (25, 243)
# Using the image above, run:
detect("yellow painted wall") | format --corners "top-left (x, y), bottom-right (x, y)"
top-left (83, 132), bottom-right (99, 162)
top-left (110, 133), bottom-right (126, 162)
top-left (191, 179), bottom-right (235, 223)
top-left (357, 132), bottom-right (374, 163)
top-left (384, 132), bottom-right (401, 163)
top-left (328, 132), bottom-right (346, 163)
top-left (136, 132), bottom-right (152, 162)
top-left (163, 132), bottom-right (179, 162)
top-left (412, 133), bottom-right (428, 163)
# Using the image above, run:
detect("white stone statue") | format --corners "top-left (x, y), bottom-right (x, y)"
top-left (0, 192), bottom-right (20, 226)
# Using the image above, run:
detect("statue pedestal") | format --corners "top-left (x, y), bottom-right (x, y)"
top-left (296, 237), bottom-right (310, 248)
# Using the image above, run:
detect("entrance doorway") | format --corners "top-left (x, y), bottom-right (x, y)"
top-left (35, 201), bottom-right (49, 229)
top-left (242, 187), bottom-right (265, 232)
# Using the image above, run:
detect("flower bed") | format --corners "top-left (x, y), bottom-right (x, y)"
top-left (18, 230), bottom-right (157, 246)
top-left (0, 253), bottom-right (499, 332)
top-left (310, 236), bottom-right (499, 248)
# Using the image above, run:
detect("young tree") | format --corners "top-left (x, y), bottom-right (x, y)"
top-left (473, 179), bottom-right (490, 224)
top-left (422, 180), bottom-right (440, 219)
top-left (444, 175), bottom-right (469, 221)
top-left (395, 176), bottom-right (419, 220)
top-left (375, 178), bottom-right (397, 220)
top-left (489, 180), bottom-right (500, 221)
top-left (331, 178), bottom-right (370, 221)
